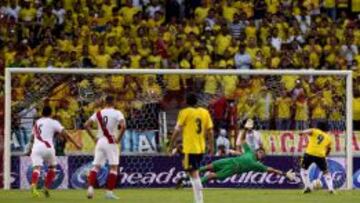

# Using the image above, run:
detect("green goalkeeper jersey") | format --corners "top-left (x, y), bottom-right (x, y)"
top-left (232, 143), bottom-right (267, 173)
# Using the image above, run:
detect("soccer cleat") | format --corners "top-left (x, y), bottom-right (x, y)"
top-left (303, 187), bottom-right (312, 194)
top-left (175, 178), bottom-right (185, 189)
top-left (30, 184), bottom-right (40, 198)
top-left (87, 186), bottom-right (94, 199)
top-left (175, 177), bottom-right (191, 189)
top-left (329, 190), bottom-right (336, 195)
top-left (105, 192), bottom-right (119, 200)
top-left (43, 188), bottom-right (50, 198)
top-left (175, 181), bottom-right (185, 189)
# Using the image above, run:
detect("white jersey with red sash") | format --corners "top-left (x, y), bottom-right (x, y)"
top-left (89, 107), bottom-right (125, 166)
top-left (89, 108), bottom-right (124, 143)
top-left (31, 117), bottom-right (64, 166)
top-left (32, 117), bottom-right (64, 149)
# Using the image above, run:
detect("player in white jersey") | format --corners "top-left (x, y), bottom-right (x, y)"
top-left (235, 119), bottom-right (263, 152)
top-left (85, 96), bottom-right (126, 200)
top-left (28, 106), bottom-right (81, 198)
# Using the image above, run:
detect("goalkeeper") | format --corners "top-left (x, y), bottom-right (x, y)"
top-left (197, 120), bottom-right (295, 185)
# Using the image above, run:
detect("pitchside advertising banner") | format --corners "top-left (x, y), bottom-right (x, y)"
top-left (9, 155), bottom-right (360, 189)
top-left (64, 130), bottom-right (360, 155)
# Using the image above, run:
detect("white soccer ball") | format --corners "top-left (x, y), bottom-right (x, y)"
top-left (312, 179), bottom-right (323, 190)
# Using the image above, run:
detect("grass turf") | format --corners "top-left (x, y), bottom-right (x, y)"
top-left (0, 189), bottom-right (360, 203)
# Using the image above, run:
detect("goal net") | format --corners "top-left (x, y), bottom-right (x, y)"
top-left (3, 68), bottom-right (353, 190)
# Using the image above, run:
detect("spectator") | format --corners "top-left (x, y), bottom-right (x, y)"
top-left (215, 128), bottom-right (230, 156)
top-left (228, 13), bottom-right (247, 39)
top-left (253, 0), bottom-right (266, 27)
top-left (215, 28), bottom-right (232, 57)
top-left (234, 44), bottom-right (251, 69)
top-left (120, 0), bottom-right (141, 25)
top-left (324, 0), bottom-right (337, 20)
top-left (204, 8), bottom-right (217, 29)
top-left (52, 1), bottom-right (66, 31)
top-left (165, 0), bottom-right (181, 22)
top-left (294, 93), bottom-right (309, 130)
top-left (5, 0), bottom-right (20, 21)
top-left (341, 38), bottom-right (358, 67)
top-left (275, 90), bottom-right (292, 130)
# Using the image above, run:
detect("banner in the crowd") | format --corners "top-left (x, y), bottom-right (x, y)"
top-left (19, 157), bottom-right (68, 189)
top-left (258, 131), bottom-right (360, 155)
top-left (9, 156), bottom-right (359, 189)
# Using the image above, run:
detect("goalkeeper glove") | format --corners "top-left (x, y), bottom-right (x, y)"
top-left (285, 169), bottom-right (296, 181)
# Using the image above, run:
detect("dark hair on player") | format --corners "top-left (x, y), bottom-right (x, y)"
top-left (105, 95), bottom-right (114, 105)
top-left (186, 93), bottom-right (198, 106)
top-left (317, 121), bottom-right (329, 132)
top-left (256, 146), bottom-right (266, 153)
top-left (42, 106), bottom-right (52, 117)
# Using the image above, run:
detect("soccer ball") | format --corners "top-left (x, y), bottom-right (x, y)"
top-left (312, 179), bottom-right (323, 190)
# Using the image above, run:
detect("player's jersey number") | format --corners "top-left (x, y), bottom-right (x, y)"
top-left (195, 118), bottom-right (202, 134)
top-left (102, 116), bottom-right (108, 126)
top-left (317, 134), bottom-right (324, 145)
top-left (38, 124), bottom-right (43, 134)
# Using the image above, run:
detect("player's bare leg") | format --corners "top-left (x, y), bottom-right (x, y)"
top-left (30, 166), bottom-right (41, 198)
top-left (189, 170), bottom-right (203, 203)
top-left (105, 165), bottom-right (119, 200)
top-left (43, 165), bottom-right (56, 198)
top-left (87, 165), bottom-right (101, 199)
top-left (323, 171), bottom-right (335, 194)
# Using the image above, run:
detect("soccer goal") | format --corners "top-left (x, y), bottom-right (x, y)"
top-left (3, 68), bottom-right (353, 190)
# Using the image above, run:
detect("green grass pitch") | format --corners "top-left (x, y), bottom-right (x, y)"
top-left (1, 189), bottom-right (360, 203)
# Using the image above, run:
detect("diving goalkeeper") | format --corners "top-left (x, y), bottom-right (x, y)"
top-left (197, 120), bottom-right (295, 184)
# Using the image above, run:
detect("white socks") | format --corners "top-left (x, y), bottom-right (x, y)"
top-left (324, 173), bottom-right (334, 191)
top-left (302, 168), bottom-right (334, 191)
top-left (300, 168), bottom-right (311, 189)
top-left (190, 177), bottom-right (203, 203)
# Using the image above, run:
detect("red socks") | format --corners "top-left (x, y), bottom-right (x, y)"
top-left (106, 171), bottom-right (118, 191)
top-left (45, 168), bottom-right (56, 189)
top-left (88, 170), bottom-right (98, 187)
top-left (31, 169), bottom-right (40, 185)
top-left (88, 169), bottom-right (118, 190)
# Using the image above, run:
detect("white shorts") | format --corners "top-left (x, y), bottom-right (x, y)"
top-left (93, 138), bottom-right (119, 166)
top-left (31, 146), bottom-right (57, 166)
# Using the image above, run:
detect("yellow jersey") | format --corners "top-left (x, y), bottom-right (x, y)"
top-left (305, 129), bottom-right (332, 158)
top-left (176, 107), bottom-right (213, 154)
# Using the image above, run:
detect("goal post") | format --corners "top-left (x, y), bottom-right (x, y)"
top-left (3, 68), bottom-right (353, 190)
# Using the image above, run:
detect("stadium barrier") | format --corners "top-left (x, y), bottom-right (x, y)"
top-left (8, 155), bottom-right (360, 190)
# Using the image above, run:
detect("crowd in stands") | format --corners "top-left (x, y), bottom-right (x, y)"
top-left (1, 0), bottom-right (360, 136)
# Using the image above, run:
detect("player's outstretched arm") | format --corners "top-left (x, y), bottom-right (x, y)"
top-left (267, 167), bottom-right (295, 181)
top-left (61, 129), bottom-right (82, 150)
top-left (84, 119), bottom-right (97, 143)
top-left (117, 120), bottom-right (126, 144)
